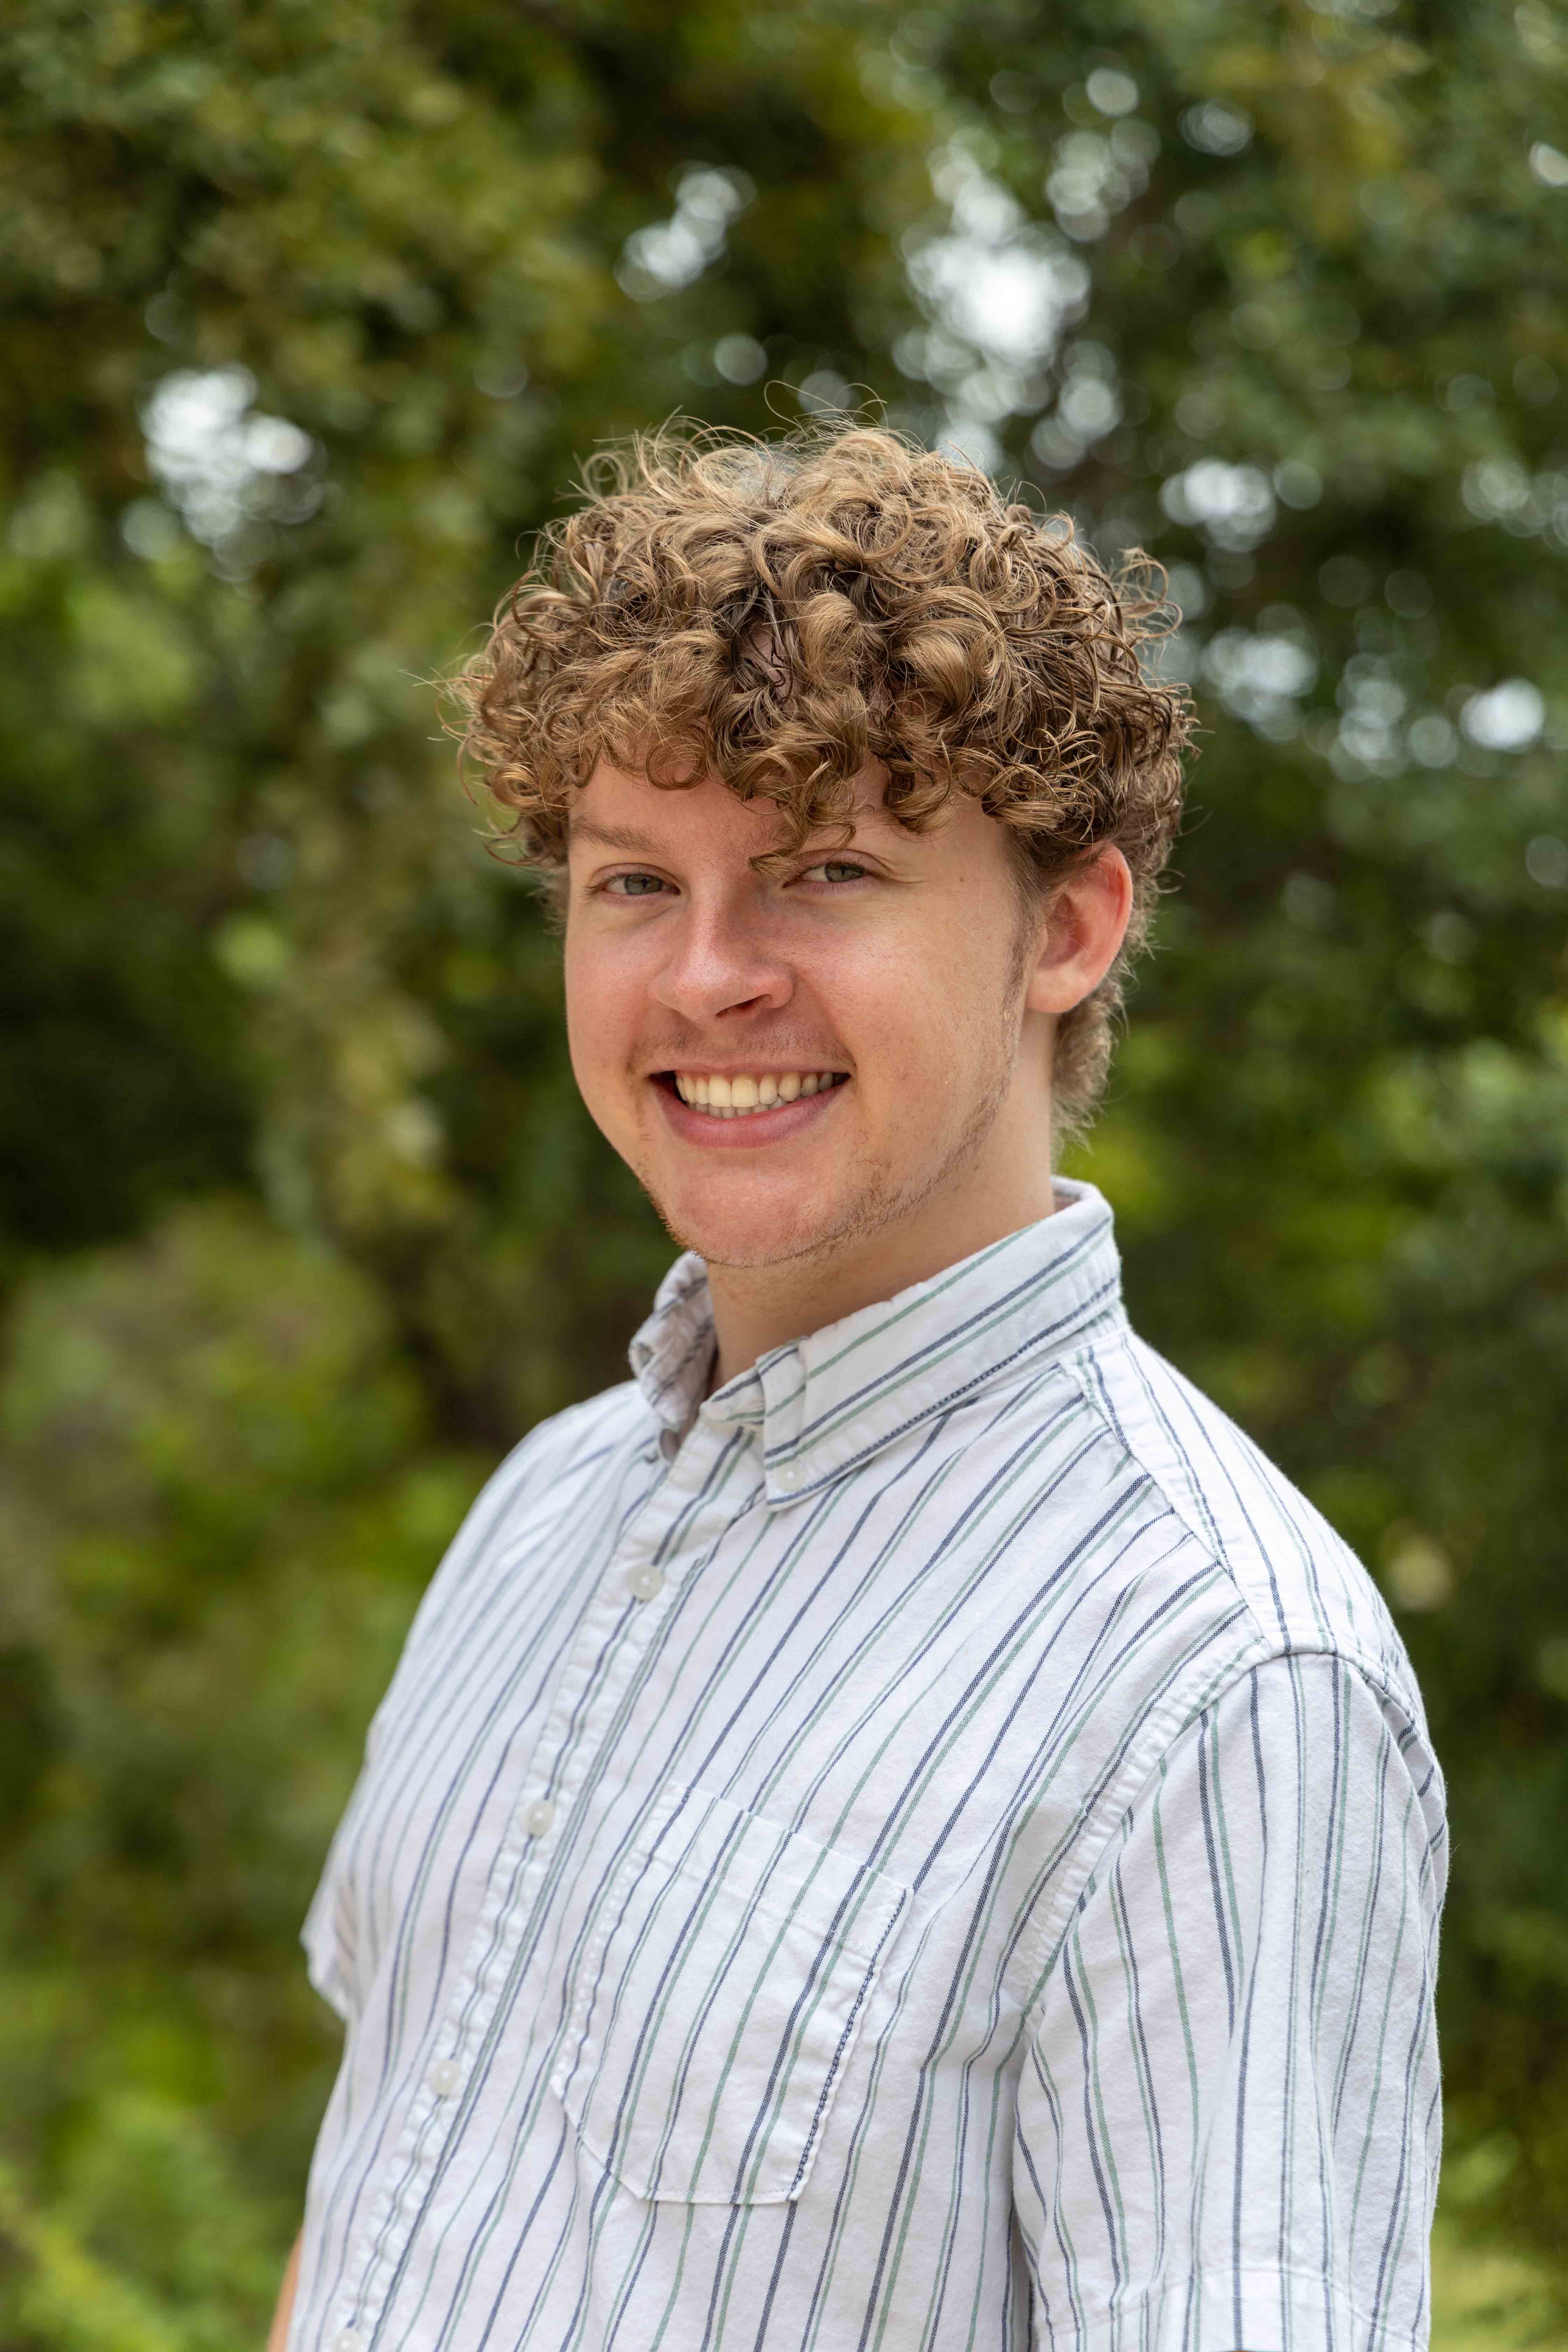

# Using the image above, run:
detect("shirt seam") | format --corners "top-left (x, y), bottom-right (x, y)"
top-left (1016, 1628), bottom-right (1439, 2053)
top-left (1060, 1333), bottom-right (1426, 1731)
top-left (1015, 1630), bottom-right (1274, 2020)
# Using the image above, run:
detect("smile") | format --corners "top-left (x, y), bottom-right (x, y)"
top-left (667, 1070), bottom-right (848, 1120)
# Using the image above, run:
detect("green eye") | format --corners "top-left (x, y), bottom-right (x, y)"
top-left (610, 872), bottom-right (666, 896)
top-left (812, 861), bottom-right (868, 884)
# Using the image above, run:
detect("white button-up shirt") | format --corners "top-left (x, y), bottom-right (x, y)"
top-left (292, 1181), bottom-right (1444, 2352)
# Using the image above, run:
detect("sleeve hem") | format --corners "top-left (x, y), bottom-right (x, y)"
top-left (301, 1883), bottom-right (354, 2024)
top-left (1036, 2265), bottom-right (1426, 2352)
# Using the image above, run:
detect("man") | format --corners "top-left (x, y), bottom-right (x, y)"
top-left (270, 426), bottom-right (1444, 2352)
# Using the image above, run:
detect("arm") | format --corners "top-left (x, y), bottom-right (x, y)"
top-left (1013, 1653), bottom-right (1444, 2352)
top-left (266, 2232), bottom-right (301, 2352)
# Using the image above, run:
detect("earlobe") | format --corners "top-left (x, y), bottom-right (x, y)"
top-left (1023, 847), bottom-right (1134, 1016)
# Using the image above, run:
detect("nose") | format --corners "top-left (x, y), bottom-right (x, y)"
top-left (649, 891), bottom-right (794, 1026)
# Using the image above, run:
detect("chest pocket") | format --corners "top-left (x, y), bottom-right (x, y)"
top-left (551, 1780), bottom-right (908, 2206)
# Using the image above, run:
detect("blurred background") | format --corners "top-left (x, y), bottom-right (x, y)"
top-left (1, 1), bottom-right (1566, 2344)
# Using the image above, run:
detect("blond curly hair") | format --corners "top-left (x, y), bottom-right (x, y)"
top-left (450, 422), bottom-right (1194, 1132)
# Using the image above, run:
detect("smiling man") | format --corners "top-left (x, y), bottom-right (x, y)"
top-left (272, 428), bottom-right (1444, 2352)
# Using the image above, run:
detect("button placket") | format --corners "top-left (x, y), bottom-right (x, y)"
top-left (338, 1433), bottom-right (726, 2338)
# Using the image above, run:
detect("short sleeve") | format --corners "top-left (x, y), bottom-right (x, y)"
top-left (301, 1790), bottom-right (365, 2024)
top-left (1014, 1652), bottom-right (1445, 2352)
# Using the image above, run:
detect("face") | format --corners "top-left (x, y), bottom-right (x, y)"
top-left (563, 758), bottom-right (1124, 1275)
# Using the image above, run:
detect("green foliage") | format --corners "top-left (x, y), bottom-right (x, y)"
top-left (1, 0), bottom-right (1566, 2341)
top-left (0, 1202), bottom-right (485, 2343)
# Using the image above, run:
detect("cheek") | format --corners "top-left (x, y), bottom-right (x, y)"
top-left (837, 922), bottom-right (998, 1094)
top-left (562, 932), bottom-right (635, 1103)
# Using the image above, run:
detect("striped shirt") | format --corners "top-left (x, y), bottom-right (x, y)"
top-left (292, 1180), bottom-right (1445, 2352)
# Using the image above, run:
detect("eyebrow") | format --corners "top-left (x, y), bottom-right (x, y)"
top-left (569, 807), bottom-right (891, 857)
top-left (567, 821), bottom-right (668, 854)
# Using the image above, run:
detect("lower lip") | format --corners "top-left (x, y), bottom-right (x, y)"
top-left (653, 1079), bottom-right (848, 1148)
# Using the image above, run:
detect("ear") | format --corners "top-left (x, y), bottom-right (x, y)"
top-left (1022, 847), bottom-right (1135, 1016)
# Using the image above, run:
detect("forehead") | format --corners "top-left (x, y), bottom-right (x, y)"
top-left (568, 756), bottom-right (904, 856)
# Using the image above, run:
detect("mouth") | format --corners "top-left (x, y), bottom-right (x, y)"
top-left (658, 1068), bottom-right (848, 1118)
top-left (650, 1066), bottom-right (850, 1142)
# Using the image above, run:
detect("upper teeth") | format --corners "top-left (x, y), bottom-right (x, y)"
top-left (673, 1071), bottom-right (842, 1115)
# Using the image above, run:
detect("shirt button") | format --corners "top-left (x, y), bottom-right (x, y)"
top-left (522, 1797), bottom-right (555, 1836)
top-left (428, 2057), bottom-right (461, 2097)
top-left (333, 2331), bottom-right (364, 2352)
top-left (776, 1462), bottom-right (801, 1490)
top-left (626, 1561), bottom-right (665, 1601)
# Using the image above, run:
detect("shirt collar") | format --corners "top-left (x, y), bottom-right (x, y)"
top-left (627, 1179), bottom-right (1125, 1504)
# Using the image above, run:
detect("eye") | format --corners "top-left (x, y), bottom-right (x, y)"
top-left (602, 871), bottom-right (671, 898)
top-left (799, 859), bottom-right (871, 886)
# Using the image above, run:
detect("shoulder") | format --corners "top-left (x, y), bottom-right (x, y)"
top-left (450, 1377), bottom-right (647, 1560)
top-left (378, 1377), bottom-right (650, 1679)
top-left (1066, 1324), bottom-right (1428, 1739)
top-left (500, 1376), bottom-right (652, 1492)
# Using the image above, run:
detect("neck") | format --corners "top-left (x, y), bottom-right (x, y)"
top-left (704, 1111), bottom-right (1060, 1387)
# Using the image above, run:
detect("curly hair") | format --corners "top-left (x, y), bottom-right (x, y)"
top-left (449, 421), bottom-right (1194, 1134)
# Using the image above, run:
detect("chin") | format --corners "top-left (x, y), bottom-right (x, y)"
top-left (660, 1206), bottom-right (827, 1270)
top-left (651, 1178), bottom-right (849, 1270)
